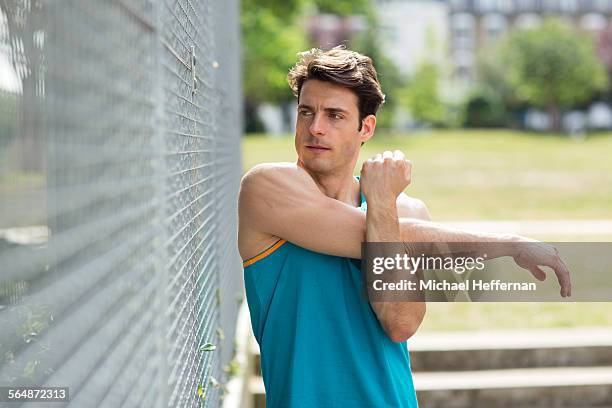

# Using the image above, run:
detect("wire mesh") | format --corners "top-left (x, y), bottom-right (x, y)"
top-left (0, 0), bottom-right (242, 407)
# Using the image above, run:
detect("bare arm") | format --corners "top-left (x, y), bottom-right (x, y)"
top-left (360, 152), bottom-right (428, 342)
top-left (361, 193), bottom-right (430, 342)
top-left (239, 162), bottom-right (366, 259)
top-left (238, 163), bottom-right (571, 295)
top-left (367, 195), bottom-right (427, 342)
top-left (240, 163), bottom-right (516, 259)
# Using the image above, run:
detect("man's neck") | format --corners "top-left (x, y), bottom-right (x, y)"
top-left (298, 162), bottom-right (361, 207)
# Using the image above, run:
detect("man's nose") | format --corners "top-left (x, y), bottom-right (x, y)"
top-left (309, 113), bottom-right (326, 137)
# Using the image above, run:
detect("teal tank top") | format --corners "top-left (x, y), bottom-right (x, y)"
top-left (242, 188), bottom-right (418, 408)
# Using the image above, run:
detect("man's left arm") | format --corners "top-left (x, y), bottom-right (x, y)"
top-left (360, 150), bottom-right (427, 343)
top-left (367, 193), bottom-right (429, 343)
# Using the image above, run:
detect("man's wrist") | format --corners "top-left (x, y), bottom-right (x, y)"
top-left (366, 200), bottom-right (400, 241)
top-left (365, 195), bottom-right (397, 213)
top-left (489, 233), bottom-right (526, 258)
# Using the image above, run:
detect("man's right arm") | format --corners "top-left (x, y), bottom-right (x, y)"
top-left (238, 163), bottom-right (366, 260)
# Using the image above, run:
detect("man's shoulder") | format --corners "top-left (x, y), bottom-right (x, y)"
top-left (242, 162), bottom-right (305, 184)
top-left (238, 162), bottom-right (322, 260)
top-left (243, 161), bottom-right (298, 175)
top-left (240, 162), bottom-right (316, 197)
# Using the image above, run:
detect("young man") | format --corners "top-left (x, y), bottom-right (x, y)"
top-left (238, 47), bottom-right (571, 407)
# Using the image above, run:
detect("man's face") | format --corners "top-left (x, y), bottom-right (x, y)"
top-left (295, 79), bottom-right (368, 176)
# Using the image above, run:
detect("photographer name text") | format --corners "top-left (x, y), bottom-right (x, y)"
top-left (372, 279), bottom-right (537, 292)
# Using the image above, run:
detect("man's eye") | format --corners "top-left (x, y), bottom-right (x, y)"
top-left (330, 113), bottom-right (343, 120)
top-left (299, 110), bottom-right (312, 117)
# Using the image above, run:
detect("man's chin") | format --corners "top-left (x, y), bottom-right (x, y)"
top-left (300, 158), bottom-right (332, 175)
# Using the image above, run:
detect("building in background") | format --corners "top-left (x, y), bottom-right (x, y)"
top-left (448, 0), bottom-right (612, 86)
top-left (307, 14), bottom-right (368, 49)
top-left (449, 0), bottom-right (612, 130)
top-left (376, 0), bottom-right (612, 130)
top-left (377, 0), bottom-right (449, 77)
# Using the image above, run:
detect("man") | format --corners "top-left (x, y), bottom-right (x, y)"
top-left (238, 47), bottom-right (571, 407)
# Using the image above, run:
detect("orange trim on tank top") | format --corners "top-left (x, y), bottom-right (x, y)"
top-left (242, 239), bottom-right (287, 267)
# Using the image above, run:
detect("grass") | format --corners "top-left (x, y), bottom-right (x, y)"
top-left (242, 129), bottom-right (612, 331)
top-left (242, 129), bottom-right (612, 221)
top-left (418, 302), bottom-right (612, 332)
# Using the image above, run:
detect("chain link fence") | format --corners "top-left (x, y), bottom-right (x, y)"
top-left (0, 0), bottom-right (242, 407)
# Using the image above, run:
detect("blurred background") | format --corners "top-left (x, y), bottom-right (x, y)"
top-left (1, 0), bottom-right (612, 407)
top-left (240, 0), bottom-right (612, 407)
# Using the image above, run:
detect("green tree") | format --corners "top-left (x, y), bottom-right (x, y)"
top-left (241, 0), bottom-right (307, 131)
top-left (466, 47), bottom-right (526, 128)
top-left (402, 62), bottom-right (446, 127)
top-left (462, 88), bottom-right (507, 128)
top-left (314, 0), bottom-right (372, 16)
top-left (350, 27), bottom-right (403, 129)
top-left (241, 0), bottom-right (399, 131)
top-left (502, 19), bottom-right (608, 132)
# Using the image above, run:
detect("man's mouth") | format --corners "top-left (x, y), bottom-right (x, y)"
top-left (305, 145), bottom-right (331, 152)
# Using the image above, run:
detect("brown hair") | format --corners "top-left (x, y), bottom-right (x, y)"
top-left (287, 46), bottom-right (385, 128)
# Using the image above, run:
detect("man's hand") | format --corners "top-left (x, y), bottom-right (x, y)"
top-left (511, 240), bottom-right (572, 298)
top-left (360, 150), bottom-right (412, 206)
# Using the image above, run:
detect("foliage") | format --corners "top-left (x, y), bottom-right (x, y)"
top-left (314, 0), bottom-right (373, 16)
top-left (241, 0), bottom-right (401, 130)
top-left (462, 88), bottom-right (507, 128)
top-left (350, 22), bottom-right (403, 129)
top-left (241, 0), bottom-right (375, 106)
top-left (401, 62), bottom-right (446, 127)
top-left (241, 2), bottom-right (307, 106)
top-left (501, 19), bottom-right (608, 131)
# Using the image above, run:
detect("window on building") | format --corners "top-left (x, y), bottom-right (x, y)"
top-left (451, 13), bottom-right (475, 46)
top-left (499, 0), bottom-right (514, 13)
top-left (580, 13), bottom-right (608, 32)
top-left (476, 0), bottom-right (495, 12)
top-left (454, 49), bottom-right (475, 69)
top-left (595, 0), bottom-right (610, 13)
top-left (452, 13), bottom-right (475, 32)
top-left (559, 0), bottom-right (577, 13)
top-left (515, 0), bottom-right (534, 12)
top-left (543, 0), bottom-right (560, 12)
top-left (453, 50), bottom-right (475, 85)
top-left (450, 0), bottom-right (469, 11)
top-left (482, 14), bottom-right (508, 41)
top-left (514, 13), bottom-right (542, 29)
top-left (454, 36), bottom-right (474, 50)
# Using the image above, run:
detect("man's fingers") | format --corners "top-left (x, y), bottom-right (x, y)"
top-left (528, 265), bottom-right (547, 281)
top-left (553, 259), bottom-right (572, 298)
top-left (393, 150), bottom-right (405, 160)
top-left (382, 151), bottom-right (393, 161)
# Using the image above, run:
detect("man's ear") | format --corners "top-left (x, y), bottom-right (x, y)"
top-left (360, 114), bottom-right (376, 144)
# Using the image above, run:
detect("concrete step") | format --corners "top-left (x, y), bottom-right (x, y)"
top-left (250, 329), bottom-right (612, 372)
top-left (409, 328), bottom-right (612, 371)
top-left (247, 329), bottom-right (612, 407)
top-left (249, 367), bottom-right (612, 408)
top-left (415, 366), bottom-right (612, 408)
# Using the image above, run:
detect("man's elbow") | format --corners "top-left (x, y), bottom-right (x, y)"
top-left (387, 322), bottom-right (420, 343)
top-left (385, 304), bottom-right (426, 343)
top-left (388, 329), bottom-right (413, 343)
